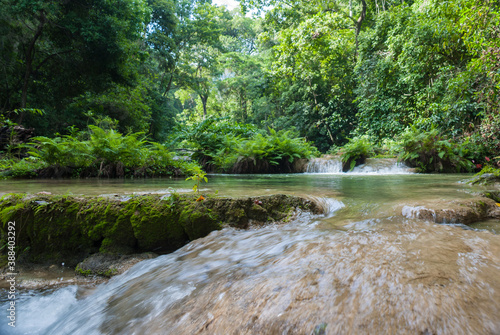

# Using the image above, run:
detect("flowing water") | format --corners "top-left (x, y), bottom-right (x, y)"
top-left (305, 157), bottom-right (413, 174)
top-left (1, 168), bottom-right (500, 334)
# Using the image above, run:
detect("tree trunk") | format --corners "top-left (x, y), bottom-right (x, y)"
top-left (162, 72), bottom-right (174, 97)
top-left (354, 0), bottom-right (367, 57)
top-left (18, 12), bottom-right (46, 123)
top-left (200, 95), bottom-right (208, 117)
top-left (240, 91), bottom-right (247, 121)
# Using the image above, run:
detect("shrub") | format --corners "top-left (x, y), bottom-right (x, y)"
top-left (396, 127), bottom-right (474, 173)
top-left (8, 157), bottom-right (48, 178)
top-left (228, 128), bottom-right (319, 173)
top-left (171, 117), bottom-right (256, 170)
top-left (8, 126), bottom-right (199, 178)
top-left (339, 135), bottom-right (375, 171)
top-left (172, 118), bottom-right (319, 173)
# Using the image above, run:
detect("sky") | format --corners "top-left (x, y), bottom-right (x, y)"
top-left (213, 0), bottom-right (240, 11)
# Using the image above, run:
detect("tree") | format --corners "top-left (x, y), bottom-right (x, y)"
top-left (0, 0), bottom-right (150, 127)
top-left (354, 1), bottom-right (479, 138)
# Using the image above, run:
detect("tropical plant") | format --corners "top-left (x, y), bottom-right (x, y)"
top-left (172, 116), bottom-right (257, 168)
top-left (186, 168), bottom-right (208, 193)
top-left (339, 135), bottom-right (375, 171)
top-left (396, 127), bottom-right (474, 173)
top-left (227, 128), bottom-right (319, 173)
top-left (9, 125), bottom-right (199, 178)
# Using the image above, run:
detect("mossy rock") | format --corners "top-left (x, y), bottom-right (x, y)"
top-left (0, 193), bottom-right (323, 265)
top-left (401, 197), bottom-right (500, 224)
top-left (129, 196), bottom-right (188, 252)
top-left (342, 157), bottom-right (366, 172)
top-left (0, 195), bottom-right (98, 263)
top-left (179, 201), bottom-right (221, 241)
top-left (484, 191), bottom-right (500, 203)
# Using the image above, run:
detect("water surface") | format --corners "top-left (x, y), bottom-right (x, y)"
top-left (1, 173), bottom-right (499, 334)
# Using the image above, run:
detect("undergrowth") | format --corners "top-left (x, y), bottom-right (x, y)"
top-left (3, 126), bottom-right (199, 178)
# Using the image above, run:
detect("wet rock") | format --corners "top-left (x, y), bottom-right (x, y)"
top-left (484, 191), bottom-right (500, 203)
top-left (0, 193), bottom-right (323, 265)
top-left (293, 158), bottom-right (309, 173)
top-left (467, 173), bottom-right (500, 186)
top-left (76, 253), bottom-right (157, 277)
top-left (401, 197), bottom-right (500, 224)
top-left (342, 157), bottom-right (366, 172)
top-left (230, 157), bottom-right (307, 174)
top-left (0, 125), bottom-right (34, 153)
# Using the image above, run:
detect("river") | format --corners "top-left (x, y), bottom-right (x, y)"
top-left (1, 170), bottom-right (499, 334)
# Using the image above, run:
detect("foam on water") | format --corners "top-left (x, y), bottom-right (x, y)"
top-left (306, 157), bottom-right (414, 175)
top-left (0, 286), bottom-right (79, 335)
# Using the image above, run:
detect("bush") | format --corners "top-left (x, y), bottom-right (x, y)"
top-left (171, 117), bottom-right (256, 171)
top-left (339, 135), bottom-right (375, 171)
top-left (396, 127), bottom-right (474, 173)
top-left (8, 157), bottom-right (48, 178)
top-left (172, 118), bottom-right (319, 173)
top-left (227, 128), bottom-right (319, 173)
top-left (7, 126), bottom-right (199, 178)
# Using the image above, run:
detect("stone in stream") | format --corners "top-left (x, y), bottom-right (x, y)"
top-left (467, 173), bottom-right (500, 186)
top-left (401, 197), bottom-right (500, 224)
top-left (75, 253), bottom-right (157, 277)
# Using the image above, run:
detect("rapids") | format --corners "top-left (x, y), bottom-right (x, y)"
top-left (1, 171), bottom-right (500, 334)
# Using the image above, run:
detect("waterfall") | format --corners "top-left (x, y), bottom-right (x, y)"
top-left (349, 158), bottom-right (414, 174)
top-left (306, 156), bottom-right (342, 173)
top-left (306, 157), bottom-right (414, 174)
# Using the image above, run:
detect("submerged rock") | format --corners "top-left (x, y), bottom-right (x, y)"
top-left (401, 197), bottom-right (500, 224)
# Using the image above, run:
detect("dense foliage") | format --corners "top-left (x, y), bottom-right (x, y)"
top-left (4, 125), bottom-right (199, 178)
top-left (172, 117), bottom-right (317, 173)
top-left (1, 0), bottom-right (499, 175)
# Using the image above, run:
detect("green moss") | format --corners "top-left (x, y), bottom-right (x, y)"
top-left (75, 264), bottom-right (93, 276)
top-left (103, 268), bottom-right (118, 277)
top-left (226, 207), bottom-right (246, 225)
top-left (129, 196), bottom-right (188, 252)
top-left (485, 192), bottom-right (500, 203)
top-left (248, 203), bottom-right (269, 222)
top-left (178, 197), bottom-right (221, 241)
top-left (0, 193), bottom-right (319, 264)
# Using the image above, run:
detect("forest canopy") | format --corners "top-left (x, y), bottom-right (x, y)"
top-left (1, 0), bottom-right (499, 174)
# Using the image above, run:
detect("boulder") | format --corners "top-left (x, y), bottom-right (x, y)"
top-left (0, 193), bottom-right (323, 267)
top-left (401, 197), bottom-right (500, 224)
